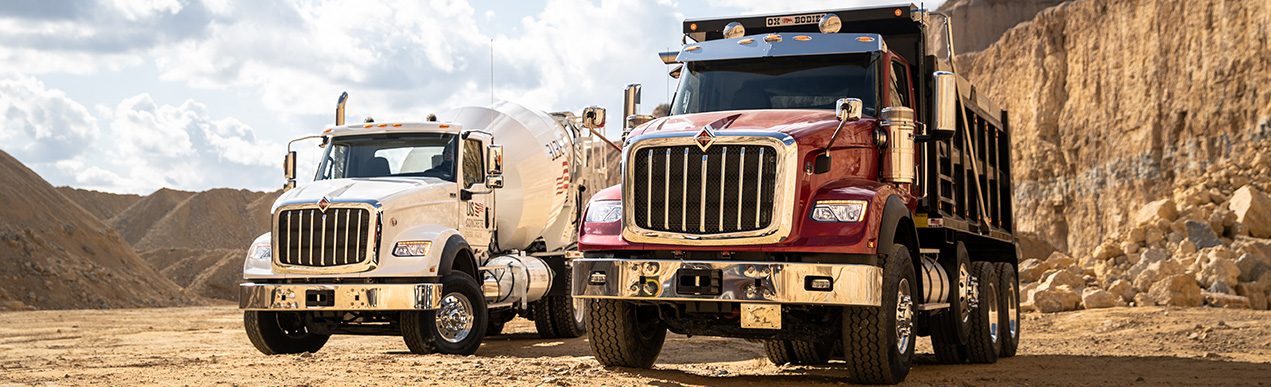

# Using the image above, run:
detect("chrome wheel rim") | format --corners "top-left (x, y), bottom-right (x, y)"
top-left (1007, 279), bottom-right (1019, 339)
top-left (986, 280), bottom-right (999, 344)
top-left (896, 278), bottom-right (914, 353)
top-left (435, 292), bottom-right (474, 343)
top-left (573, 298), bottom-right (587, 327)
top-left (958, 262), bottom-right (971, 324)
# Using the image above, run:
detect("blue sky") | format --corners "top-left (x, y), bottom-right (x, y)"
top-left (0, 0), bottom-right (945, 194)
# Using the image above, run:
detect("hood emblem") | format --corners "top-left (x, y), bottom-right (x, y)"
top-left (694, 126), bottom-right (716, 151)
top-left (317, 196), bottom-right (332, 212)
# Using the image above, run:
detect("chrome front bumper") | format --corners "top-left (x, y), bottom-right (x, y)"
top-left (572, 259), bottom-right (882, 306)
top-left (239, 282), bottom-right (443, 311)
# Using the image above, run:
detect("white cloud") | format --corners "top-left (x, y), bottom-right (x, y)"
top-left (0, 75), bottom-right (100, 162)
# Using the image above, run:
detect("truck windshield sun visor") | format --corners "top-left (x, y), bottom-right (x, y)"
top-left (315, 133), bottom-right (459, 181)
top-left (670, 54), bottom-right (876, 116)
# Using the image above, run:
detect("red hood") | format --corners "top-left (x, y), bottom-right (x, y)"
top-left (631, 109), bottom-right (877, 149)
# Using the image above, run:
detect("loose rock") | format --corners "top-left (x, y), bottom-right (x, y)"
top-left (1228, 185), bottom-right (1271, 238)
top-left (1186, 220), bottom-right (1224, 249)
top-left (1148, 275), bottom-right (1203, 307)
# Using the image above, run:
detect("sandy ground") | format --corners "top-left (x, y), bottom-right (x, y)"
top-left (1, 303), bottom-right (1268, 386)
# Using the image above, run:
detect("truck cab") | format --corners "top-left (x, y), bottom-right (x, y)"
top-left (575, 5), bottom-right (1019, 384)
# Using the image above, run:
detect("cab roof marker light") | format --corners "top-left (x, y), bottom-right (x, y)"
top-left (439, 124), bottom-right (450, 128)
top-left (685, 45), bottom-right (701, 52)
top-left (392, 123), bottom-right (402, 127)
top-left (764, 34), bottom-right (781, 43)
top-left (363, 124), bottom-right (373, 128)
top-left (377, 123), bottom-right (387, 128)
top-left (323, 128), bottom-right (333, 133)
top-left (857, 36), bottom-right (875, 43)
top-left (690, 23), bottom-right (698, 31)
top-left (738, 38), bottom-right (755, 44)
top-left (794, 35), bottom-right (812, 41)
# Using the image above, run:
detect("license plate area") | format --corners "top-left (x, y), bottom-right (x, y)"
top-left (675, 268), bottom-right (722, 296)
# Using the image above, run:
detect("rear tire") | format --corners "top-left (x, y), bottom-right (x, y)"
top-left (994, 262), bottom-right (1020, 357)
top-left (534, 272), bottom-right (588, 339)
top-left (587, 298), bottom-right (666, 368)
top-left (842, 244), bottom-right (916, 385)
top-left (764, 340), bottom-right (833, 365)
top-left (243, 311), bottom-right (329, 355)
top-left (930, 242), bottom-right (972, 364)
top-left (966, 261), bottom-right (1001, 363)
top-left (402, 273), bottom-right (488, 355)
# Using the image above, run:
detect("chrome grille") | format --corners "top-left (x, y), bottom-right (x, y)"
top-left (276, 207), bottom-right (372, 267)
top-left (631, 145), bottom-right (777, 234)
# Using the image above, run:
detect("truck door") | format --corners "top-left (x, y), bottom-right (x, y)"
top-left (459, 134), bottom-right (495, 255)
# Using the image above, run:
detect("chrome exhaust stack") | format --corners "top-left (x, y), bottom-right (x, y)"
top-left (336, 92), bottom-right (348, 126)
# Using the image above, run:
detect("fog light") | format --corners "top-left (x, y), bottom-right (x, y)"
top-left (589, 271), bottom-right (607, 285)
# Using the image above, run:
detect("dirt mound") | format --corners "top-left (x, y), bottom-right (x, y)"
top-left (938, 0), bottom-right (1070, 54)
top-left (959, 0), bottom-right (1271, 258)
top-left (140, 248), bottom-right (244, 301)
top-left (132, 189), bottom-right (280, 251)
top-left (53, 187), bottom-right (141, 221)
top-left (0, 150), bottom-right (195, 310)
top-left (109, 188), bottom-right (195, 247)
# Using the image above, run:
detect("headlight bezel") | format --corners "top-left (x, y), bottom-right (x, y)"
top-left (810, 199), bottom-right (868, 222)
top-left (248, 242), bottom-right (272, 261)
top-left (392, 241), bottom-right (432, 257)
top-left (585, 200), bottom-right (623, 223)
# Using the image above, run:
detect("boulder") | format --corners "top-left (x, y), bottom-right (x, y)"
top-left (1146, 227), bottom-right (1166, 246)
top-left (1120, 241), bottom-right (1140, 255)
top-left (1229, 185), bottom-right (1271, 238)
top-left (1176, 240), bottom-right (1198, 256)
top-left (1053, 286), bottom-right (1082, 311)
top-left (1196, 255), bottom-right (1241, 289)
top-left (1129, 227), bottom-right (1147, 244)
top-left (1107, 279), bottom-right (1136, 302)
top-left (1148, 275), bottom-right (1203, 307)
top-left (1203, 291), bottom-right (1251, 309)
top-left (1135, 198), bottom-right (1179, 226)
top-left (1045, 251), bottom-right (1077, 269)
top-left (1186, 220), bottom-right (1225, 249)
top-left (1018, 259), bottom-right (1051, 283)
top-left (1235, 254), bottom-right (1271, 282)
top-left (1133, 292), bottom-right (1157, 307)
top-left (1030, 290), bottom-right (1065, 313)
top-left (1093, 242), bottom-right (1123, 261)
top-left (1081, 288), bottom-right (1121, 309)
top-left (1235, 282), bottom-right (1268, 310)
top-left (1039, 270), bottom-right (1085, 292)
top-left (1207, 280), bottom-right (1233, 294)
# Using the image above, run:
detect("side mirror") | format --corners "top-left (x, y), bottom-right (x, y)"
top-left (283, 151), bottom-right (296, 180)
top-left (623, 84), bottom-right (641, 129)
top-left (486, 145), bottom-right (504, 175)
top-left (836, 98), bottom-right (862, 122)
top-left (582, 106), bottom-right (606, 129)
top-left (669, 64), bottom-right (683, 79)
top-left (486, 175), bottom-right (504, 189)
top-left (930, 71), bottom-right (957, 140)
top-left (627, 114), bottom-right (654, 129)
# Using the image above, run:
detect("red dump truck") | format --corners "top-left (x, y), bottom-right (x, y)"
top-left (572, 4), bottom-right (1019, 384)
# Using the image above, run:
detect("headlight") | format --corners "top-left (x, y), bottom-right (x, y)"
top-left (247, 242), bottom-right (271, 261)
top-left (810, 200), bottom-right (867, 222)
top-left (585, 200), bottom-right (622, 223)
top-left (393, 241), bottom-right (432, 257)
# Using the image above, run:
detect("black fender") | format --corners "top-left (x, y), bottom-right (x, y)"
top-left (436, 234), bottom-right (476, 278)
top-left (875, 194), bottom-right (918, 264)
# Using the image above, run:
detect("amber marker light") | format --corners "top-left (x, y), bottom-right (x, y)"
top-left (857, 36), bottom-right (875, 42)
top-left (764, 34), bottom-right (782, 42)
top-left (794, 35), bottom-right (812, 41)
top-left (690, 23), bottom-right (697, 31)
top-left (738, 38), bottom-right (755, 44)
top-left (439, 124), bottom-right (450, 128)
top-left (685, 45), bottom-right (701, 51)
top-left (323, 128), bottom-right (333, 133)
top-left (392, 123), bottom-right (402, 127)
top-left (894, 8), bottom-right (903, 17)
top-left (363, 124), bottom-right (373, 128)
top-left (377, 123), bottom-right (387, 127)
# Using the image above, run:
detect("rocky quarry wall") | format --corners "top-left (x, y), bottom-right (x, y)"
top-left (938, 0), bottom-right (1070, 54)
top-left (959, 0), bottom-right (1271, 312)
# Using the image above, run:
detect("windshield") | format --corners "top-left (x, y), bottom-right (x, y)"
top-left (316, 133), bottom-right (458, 181)
top-left (670, 53), bottom-right (877, 116)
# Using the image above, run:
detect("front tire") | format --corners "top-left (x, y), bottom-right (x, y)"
top-left (966, 261), bottom-right (1001, 363)
top-left (402, 273), bottom-right (488, 355)
top-left (587, 298), bottom-right (666, 368)
top-left (842, 244), bottom-right (917, 385)
top-left (243, 311), bottom-right (329, 355)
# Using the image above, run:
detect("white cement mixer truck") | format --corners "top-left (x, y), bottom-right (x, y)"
top-left (239, 93), bottom-right (621, 355)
